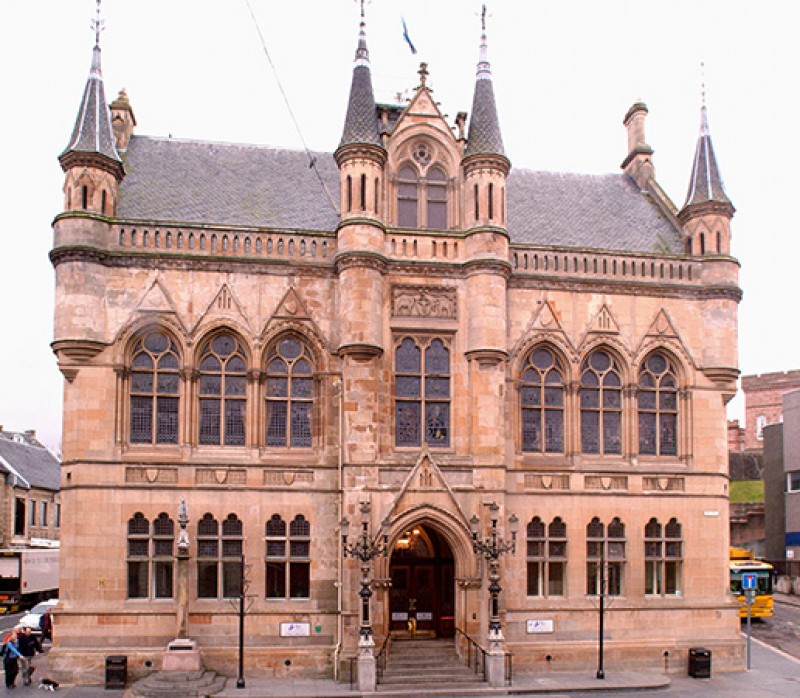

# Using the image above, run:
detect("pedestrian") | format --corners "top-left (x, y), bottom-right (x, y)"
top-left (17, 627), bottom-right (41, 686)
top-left (2, 630), bottom-right (22, 688)
top-left (39, 610), bottom-right (52, 643)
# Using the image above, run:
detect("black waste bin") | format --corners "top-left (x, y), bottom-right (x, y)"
top-left (105, 655), bottom-right (127, 689)
top-left (688, 647), bottom-right (711, 678)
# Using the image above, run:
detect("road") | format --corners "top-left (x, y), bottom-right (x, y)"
top-left (749, 593), bottom-right (800, 660)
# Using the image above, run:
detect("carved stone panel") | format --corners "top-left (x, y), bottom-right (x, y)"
top-left (392, 286), bottom-right (457, 319)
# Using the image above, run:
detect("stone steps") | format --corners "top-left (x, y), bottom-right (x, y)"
top-left (378, 638), bottom-right (485, 692)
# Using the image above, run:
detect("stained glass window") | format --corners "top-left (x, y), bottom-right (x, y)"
top-left (395, 337), bottom-right (450, 447)
top-left (586, 517), bottom-right (625, 596)
top-left (580, 350), bottom-right (622, 454)
top-left (265, 336), bottom-right (314, 448)
top-left (527, 516), bottom-right (567, 597)
top-left (130, 331), bottom-right (180, 444)
top-left (638, 352), bottom-right (678, 456)
top-left (645, 517), bottom-right (682, 595)
top-left (521, 347), bottom-right (565, 453)
top-left (127, 512), bottom-right (174, 599)
top-left (265, 514), bottom-right (311, 599)
top-left (198, 333), bottom-right (247, 446)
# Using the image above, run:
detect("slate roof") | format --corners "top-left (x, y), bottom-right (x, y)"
top-left (464, 32), bottom-right (505, 159)
top-left (60, 45), bottom-right (121, 164)
top-left (117, 135), bottom-right (682, 254)
top-left (682, 106), bottom-right (732, 210)
top-left (339, 22), bottom-right (382, 149)
top-left (0, 434), bottom-right (60, 492)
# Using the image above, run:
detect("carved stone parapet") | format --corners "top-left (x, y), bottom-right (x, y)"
top-left (338, 343), bottom-right (384, 362)
top-left (334, 251), bottom-right (388, 275)
top-left (464, 348), bottom-right (508, 368)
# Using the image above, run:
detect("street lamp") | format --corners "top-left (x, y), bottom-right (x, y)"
top-left (340, 502), bottom-right (389, 646)
top-left (470, 503), bottom-right (518, 640)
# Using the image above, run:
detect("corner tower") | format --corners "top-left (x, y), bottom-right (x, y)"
top-left (678, 99), bottom-right (735, 256)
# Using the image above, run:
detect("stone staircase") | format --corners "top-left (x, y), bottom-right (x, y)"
top-left (377, 637), bottom-right (492, 695)
top-left (125, 669), bottom-right (226, 697)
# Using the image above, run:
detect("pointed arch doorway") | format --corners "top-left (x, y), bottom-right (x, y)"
top-left (389, 523), bottom-right (455, 637)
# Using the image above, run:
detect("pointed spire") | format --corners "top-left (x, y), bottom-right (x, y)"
top-left (338, 5), bottom-right (381, 149)
top-left (464, 6), bottom-right (505, 159)
top-left (682, 93), bottom-right (733, 212)
top-left (59, 0), bottom-right (122, 174)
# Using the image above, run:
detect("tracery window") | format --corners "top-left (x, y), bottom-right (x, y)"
top-left (586, 517), bottom-right (625, 596)
top-left (645, 518), bottom-right (682, 595)
top-left (197, 513), bottom-right (244, 599)
top-left (395, 337), bottom-right (451, 448)
top-left (398, 165), bottom-right (419, 227)
top-left (127, 512), bottom-right (174, 599)
top-left (426, 167), bottom-right (448, 229)
top-left (130, 330), bottom-right (180, 444)
top-left (526, 516), bottom-right (567, 597)
top-left (265, 336), bottom-right (314, 448)
top-left (521, 347), bottom-right (565, 453)
top-left (638, 352), bottom-right (678, 455)
top-left (198, 333), bottom-right (247, 446)
top-left (265, 514), bottom-right (311, 599)
top-left (580, 350), bottom-right (622, 454)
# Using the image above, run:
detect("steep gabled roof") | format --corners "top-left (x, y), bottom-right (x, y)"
top-left (116, 136), bottom-right (682, 254)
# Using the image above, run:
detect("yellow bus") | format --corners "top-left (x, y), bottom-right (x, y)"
top-left (729, 547), bottom-right (774, 619)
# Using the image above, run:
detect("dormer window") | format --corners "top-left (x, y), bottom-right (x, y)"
top-left (396, 163), bottom-right (449, 230)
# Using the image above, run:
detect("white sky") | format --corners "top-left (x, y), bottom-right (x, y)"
top-left (1, 0), bottom-right (797, 453)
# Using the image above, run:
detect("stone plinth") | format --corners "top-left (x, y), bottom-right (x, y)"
top-left (162, 638), bottom-right (202, 672)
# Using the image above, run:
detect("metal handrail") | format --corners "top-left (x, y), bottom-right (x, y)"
top-left (376, 634), bottom-right (392, 684)
top-left (454, 627), bottom-right (487, 681)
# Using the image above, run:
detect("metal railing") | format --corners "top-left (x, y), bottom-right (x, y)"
top-left (376, 634), bottom-right (391, 684)
top-left (455, 627), bottom-right (487, 681)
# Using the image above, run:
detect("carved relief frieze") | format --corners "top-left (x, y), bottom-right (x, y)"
top-left (584, 475), bottom-right (628, 491)
top-left (392, 285), bottom-right (457, 319)
top-left (263, 470), bottom-right (315, 487)
top-left (642, 476), bottom-right (685, 492)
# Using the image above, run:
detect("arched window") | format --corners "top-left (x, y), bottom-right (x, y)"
top-left (645, 517), bottom-right (682, 595)
top-left (521, 346), bottom-right (565, 453)
top-left (265, 336), bottom-right (314, 448)
top-left (265, 514), bottom-right (311, 599)
top-left (580, 350), bottom-right (622, 454)
top-left (586, 517), bottom-right (625, 596)
top-left (197, 513), bottom-right (243, 599)
top-left (526, 516), bottom-right (567, 597)
top-left (127, 512), bottom-right (174, 599)
top-left (198, 333), bottom-right (247, 446)
top-left (395, 337), bottom-right (450, 448)
top-left (638, 352), bottom-right (678, 456)
top-left (426, 167), bottom-right (447, 229)
top-left (130, 331), bottom-right (180, 444)
top-left (397, 165), bottom-right (419, 227)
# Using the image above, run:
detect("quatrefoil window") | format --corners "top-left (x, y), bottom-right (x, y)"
top-left (412, 143), bottom-right (432, 166)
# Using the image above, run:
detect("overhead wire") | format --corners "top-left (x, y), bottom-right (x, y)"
top-left (243, 0), bottom-right (340, 216)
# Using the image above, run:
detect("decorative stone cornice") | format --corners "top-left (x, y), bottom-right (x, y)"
top-left (464, 258), bottom-right (512, 279)
top-left (333, 250), bottom-right (388, 275)
top-left (463, 224), bottom-right (510, 241)
top-left (464, 348), bottom-right (508, 368)
top-left (51, 338), bottom-right (108, 363)
top-left (700, 365), bottom-right (740, 386)
top-left (461, 152), bottom-right (511, 177)
top-left (336, 216), bottom-right (387, 233)
top-left (338, 342), bottom-right (384, 362)
top-left (677, 199), bottom-right (735, 224)
top-left (334, 142), bottom-right (387, 168)
top-left (59, 150), bottom-right (125, 181)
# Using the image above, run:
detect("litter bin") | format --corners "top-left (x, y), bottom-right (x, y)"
top-left (105, 655), bottom-right (127, 689)
top-left (688, 647), bottom-right (711, 678)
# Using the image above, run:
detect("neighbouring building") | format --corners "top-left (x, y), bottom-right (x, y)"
top-left (0, 427), bottom-right (61, 549)
top-left (49, 9), bottom-right (743, 685)
top-left (764, 390), bottom-right (800, 564)
top-left (741, 370), bottom-right (800, 451)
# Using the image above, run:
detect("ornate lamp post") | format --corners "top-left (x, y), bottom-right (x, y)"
top-left (470, 503), bottom-right (518, 688)
top-left (340, 502), bottom-right (389, 692)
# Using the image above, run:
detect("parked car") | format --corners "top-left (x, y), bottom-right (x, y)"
top-left (19, 598), bottom-right (57, 634)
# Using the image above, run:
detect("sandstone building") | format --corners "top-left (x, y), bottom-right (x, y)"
top-left (50, 10), bottom-right (743, 684)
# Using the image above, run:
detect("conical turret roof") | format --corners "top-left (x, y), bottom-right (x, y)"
top-left (464, 24), bottom-right (505, 159)
top-left (338, 18), bottom-right (381, 149)
top-left (60, 42), bottom-right (122, 167)
top-left (682, 104), bottom-right (732, 210)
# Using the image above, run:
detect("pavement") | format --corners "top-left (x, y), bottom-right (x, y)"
top-left (0, 633), bottom-right (794, 697)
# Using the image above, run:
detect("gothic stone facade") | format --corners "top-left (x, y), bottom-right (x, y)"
top-left (49, 27), bottom-right (743, 683)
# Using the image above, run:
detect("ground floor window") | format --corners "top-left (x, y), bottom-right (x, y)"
top-left (127, 512), bottom-right (174, 599)
top-left (645, 517), bottom-right (682, 595)
top-left (197, 513), bottom-right (244, 599)
top-left (586, 517), bottom-right (625, 596)
top-left (265, 513), bottom-right (311, 599)
top-left (526, 516), bottom-right (567, 596)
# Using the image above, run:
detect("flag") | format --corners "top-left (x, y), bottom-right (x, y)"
top-left (402, 17), bottom-right (417, 55)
